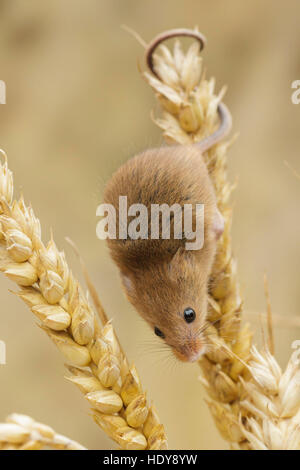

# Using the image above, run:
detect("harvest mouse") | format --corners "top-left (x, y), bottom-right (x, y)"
top-left (103, 29), bottom-right (232, 362)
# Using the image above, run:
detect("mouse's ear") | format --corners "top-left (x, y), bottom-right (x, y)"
top-left (168, 247), bottom-right (195, 280)
top-left (212, 208), bottom-right (224, 239)
top-left (120, 272), bottom-right (135, 295)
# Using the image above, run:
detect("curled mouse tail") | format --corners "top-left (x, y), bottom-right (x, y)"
top-left (196, 102), bottom-right (232, 154)
top-left (144, 29), bottom-right (232, 154)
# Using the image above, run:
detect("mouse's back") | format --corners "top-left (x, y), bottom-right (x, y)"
top-left (103, 145), bottom-right (217, 270)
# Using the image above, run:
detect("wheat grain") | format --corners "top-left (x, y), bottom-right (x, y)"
top-left (142, 28), bottom-right (300, 450)
top-left (0, 150), bottom-right (167, 450)
top-left (0, 413), bottom-right (86, 450)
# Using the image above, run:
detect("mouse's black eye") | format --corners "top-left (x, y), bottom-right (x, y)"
top-left (184, 307), bottom-right (196, 323)
top-left (154, 327), bottom-right (165, 338)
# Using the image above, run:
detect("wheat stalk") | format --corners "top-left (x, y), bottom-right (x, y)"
top-left (0, 150), bottom-right (167, 450)
top-left (0, 413), bottom-right (86, 450)
top-left (142, 28), bottom-right (300, 450)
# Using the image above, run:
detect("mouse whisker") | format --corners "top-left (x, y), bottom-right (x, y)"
top-left (198, 318), bottom-right (220, 335)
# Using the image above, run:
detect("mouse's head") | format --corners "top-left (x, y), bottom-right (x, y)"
top-left (121, 245), bottom-right (216, 362)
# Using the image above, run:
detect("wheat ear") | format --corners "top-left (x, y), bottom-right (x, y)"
top-left (0, 150), bottom-right (167, 450)
top-left (0, 413), bottom-right (86, 450)
top-left (142, 28), bottom-right (300, 450)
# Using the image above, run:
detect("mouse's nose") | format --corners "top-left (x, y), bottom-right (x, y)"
top-left (173, 340), bottom-right (206, 362)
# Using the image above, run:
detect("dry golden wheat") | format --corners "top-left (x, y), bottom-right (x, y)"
top-left (0, 28), bottom-right (299, 450)
top-left (142, 28), bottom-right (300, 450)
top-left (0, 413), bottom-right (86, 450)
top-left (0, 149), bottom-right (167, 450)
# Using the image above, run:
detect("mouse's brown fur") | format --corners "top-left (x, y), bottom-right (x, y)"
top-left (103, 28), bottom-right (231, 361)
top-left (103, 144), bottom-right (220, 362)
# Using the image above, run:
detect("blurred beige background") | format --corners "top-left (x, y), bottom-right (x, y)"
top-left (0, 0), bottom-right (299, 450)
